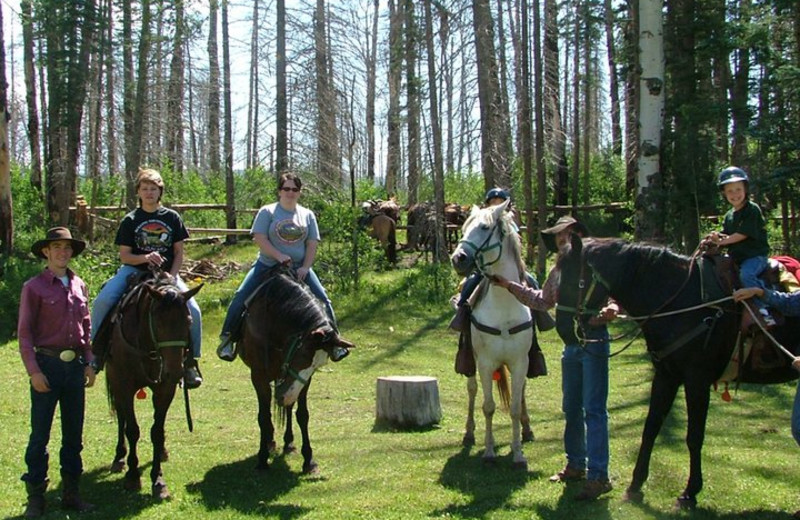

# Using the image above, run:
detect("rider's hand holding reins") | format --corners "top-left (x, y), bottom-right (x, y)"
top-left (588, 302), bottom-right (619, 326)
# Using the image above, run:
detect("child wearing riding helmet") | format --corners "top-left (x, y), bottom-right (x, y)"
top-left (89, 168), bottom-right (204, 388)
top-left (706, 166), bottom-right (774, 327)
top-left (449, 187), bottom-right (551, 378)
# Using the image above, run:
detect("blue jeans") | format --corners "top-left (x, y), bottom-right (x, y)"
top-left (91, 265), bottom-right (203, 358)
top-left (22, 354), bottom-right (86, 485)
top-left (561, 328), bottom-right (610, 481)
top-left (221, 261), bottom-right (336, 336)
top-left (739, 256), bottom-right (769, 311)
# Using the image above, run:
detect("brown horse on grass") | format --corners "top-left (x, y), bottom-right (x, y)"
top-left (239, 265), bottom-right (356, 473)
top-left (104, 273), bottom-right (202, 499)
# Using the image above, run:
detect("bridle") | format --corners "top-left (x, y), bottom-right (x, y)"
top-left (458, 216), bottom-right (506, 273)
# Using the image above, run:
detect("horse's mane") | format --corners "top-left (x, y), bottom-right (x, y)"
top-left (581, 237), bottom-right (692, 296)
top-left (259, 270), bottom-right (330, 333)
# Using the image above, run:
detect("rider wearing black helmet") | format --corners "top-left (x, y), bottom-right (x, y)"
top-left (449, 188), bottom-right (551, 378)
top-left (705, 166), bottom-right (775, 327)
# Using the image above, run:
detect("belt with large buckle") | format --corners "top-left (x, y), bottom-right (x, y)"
top-left (34, 347), bottom-right (78, 362)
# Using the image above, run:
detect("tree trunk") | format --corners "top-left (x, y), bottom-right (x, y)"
top-left (0, 1), bottom-right (11, 254)
top-left (20, 0), bottom-right (41, 192)
top-left (375, 376), bottom-right (442, 428)
top-left (315, 0), bottom-right (340, 185)
top-left (124, 0), bottom-right (151, 208)
top-left (366, 0), bottom-right (379, 181)
top-left (604, 0), bottom-right (622, 156)
top-left (207, 0), bottom-right (221, 174)
top-left (533, 0), bottom-right (548, 277)
top-left (424, 0), bottom-right (447, 262)
top-left (730, 0), bottom-right (750, 167)
top-left (624, 0), bottom-right (639, 196)
top-left (104, 0), bottom-right (117, 177)
top-left (472, 0), bottom-right (512, 190)
top-left (518, 0), bottom-right (533, 263)
top-left (386, 0), bottom-right (403, 195)
top-left (166, 0), bottom-right (185, 175)
top-left (222, 0), bottom-right (236, 244)
top-left (405, 0), bottom-right (420, 205)
top-left (636, 0), bottom-right (665, 241)
top-left (276, 0), bottom-right (287, 172)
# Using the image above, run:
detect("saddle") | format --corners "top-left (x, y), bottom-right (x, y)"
top-left (705, 253), bottom-right (800, 385)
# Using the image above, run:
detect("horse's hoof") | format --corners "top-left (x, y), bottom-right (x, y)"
top-left (110, 460), bottom-right (125, 473)
top-left (303, 461), bottom-right (319, 475)
top-left (522, 430), bottom-right (535, 443)
top-left (160, 449), bottom-right (169, 462)
top-left (123, 477), bottom-right (142, 491)
top-left (674, 495), bottom-right (697, 510)
top-left (622, 488), bottom-right (644, 503)
top-left (152, 477), bottom-right (170, 500)
top-left (283, 443), bottom-right (297, 455)
top-left (512, 460), bottom-right (528, 471)
top-left (462, 433), bottom-right (475, 447)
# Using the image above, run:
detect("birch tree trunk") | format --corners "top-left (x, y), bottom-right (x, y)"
top-left (276, 0), bottom-right (288, 173)
top-left (222, 0), bottom-right (236, 243)
top-left (386, 0), bottom-right (403, 195)
top-left (636, 0), bottom-right (665, 241)
top-left (405, 0), bottom-right (420, 205)
top-left (366, 0), bottom-right (379, 181)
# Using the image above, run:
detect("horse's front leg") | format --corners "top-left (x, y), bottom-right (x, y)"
top-left (675, 379), bottom-right (711, 509)
top-left (509, 362), bottom-right (528, 470)
top-left (463, 375), bottom-right (478, 447)
top-left (251, 371), bottom-right (274, 470)
top-left (283, 404), bottom-right (296, 454)
top-left (111, 410), bottom-right (128, 474)
top-left (624, 370), bottom-right (680, 502)
top-left (150, 384), bottom-right (177, 500)
top-left (114, 392), bottom-right (142, 491)
top-left (296, 385), bottom-right (318, 474)
top-left (478, 366), bottom-right (497, 463)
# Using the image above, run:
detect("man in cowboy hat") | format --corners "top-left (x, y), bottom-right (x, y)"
top-left (491, 215), bottom-right (618, 501)
top-left (18, 227), bottom-right (96, 517)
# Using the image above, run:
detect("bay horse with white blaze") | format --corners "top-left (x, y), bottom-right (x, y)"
top-left (555, 235), bottom-right (800, 508)
top-left (238, 265), bottom-right (355, 473)
top-left (450, 200), bottom-right (534, 469)
top-left (104, 273), bottom-right (202, 499)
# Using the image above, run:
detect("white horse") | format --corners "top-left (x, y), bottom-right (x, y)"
top-left (450, 200), bottom-right (533, 469)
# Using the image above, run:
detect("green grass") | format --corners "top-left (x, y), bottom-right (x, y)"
top-left (1, 244), bottom-right (799, 519)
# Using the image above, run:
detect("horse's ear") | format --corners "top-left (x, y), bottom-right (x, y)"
top-left (492, 199), bottom-right (510, 219)
top-left (182, 283), bottom-right (203, 301)
top-left (470, 204), bottom-right (480, 216)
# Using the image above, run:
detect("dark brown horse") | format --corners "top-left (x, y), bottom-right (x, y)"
top-left (239, 265), bottom-right (355, 473)
top-left (105, 274), bottom-right (202, 499)
top-left (555, 235), bottom-right (800, 509)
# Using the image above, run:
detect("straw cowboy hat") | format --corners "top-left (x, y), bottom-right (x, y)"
top-left (540, 216), bottom-right (589, 253)
top-left (31, 227), bottom-right (86, 259)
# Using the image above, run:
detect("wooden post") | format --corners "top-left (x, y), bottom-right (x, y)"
top-left (375, 375), bottom-right (442, 428)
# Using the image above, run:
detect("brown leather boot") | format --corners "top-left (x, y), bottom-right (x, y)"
top-left (454, 331), bottom-right (476, 376)
top-left (448, 304), bottom-right (471, 332)
top-left (60, 474), bottom-right (94, 512)
top-left (24, 481), bottom-right (46, 518)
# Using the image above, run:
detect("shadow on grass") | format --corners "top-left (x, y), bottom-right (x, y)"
top-left (185, 454), bottom-right (311, 518)
top-left (430, 445), bottom-right (535, 518)
top-left (533, 479), bottom-right (612, 520)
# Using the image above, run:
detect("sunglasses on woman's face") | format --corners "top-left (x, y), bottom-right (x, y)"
top-left (280, 187), bottom-right (301, 192)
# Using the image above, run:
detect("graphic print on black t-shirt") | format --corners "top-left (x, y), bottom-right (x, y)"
top-left (135, 220), bottom-right (174, 253)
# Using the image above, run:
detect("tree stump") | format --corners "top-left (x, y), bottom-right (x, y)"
top-left (375, 375), bottom-right (442, 428)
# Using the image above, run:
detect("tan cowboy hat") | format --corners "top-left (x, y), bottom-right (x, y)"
top-left (31, 227), bottom-right (86, 259)
top-left (540, 216), bottom-right (589, 253)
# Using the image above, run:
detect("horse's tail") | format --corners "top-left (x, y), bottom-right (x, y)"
top-left (496, 364), bottom-right (511, 411)
top-left (387, 220), bottom-right (397, 263)
top-left (105, 367), bottom-right (116, 415)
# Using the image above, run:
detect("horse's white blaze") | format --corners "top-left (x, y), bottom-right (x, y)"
top-left (280, 350), bottom-right (329, 406)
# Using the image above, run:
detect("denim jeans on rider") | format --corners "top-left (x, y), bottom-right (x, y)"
top-left (221, 260), bottom-right (336, 336)
top-left (90, 264), bottom-right (203, 358)
top-left (739, 256), bottom-right (769, 311)
top-left (561, 327), bottom-right (610, 481)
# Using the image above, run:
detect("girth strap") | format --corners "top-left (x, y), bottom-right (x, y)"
top-left (470, 315), bottom-right (533, 337)
top-left (649, 310), bottom-right (722, 362)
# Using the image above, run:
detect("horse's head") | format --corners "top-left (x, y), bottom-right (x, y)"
top-left (275, 326), bottom-right (356, 406)
top-left (140, 281), bottom-right (203, 384)
top-left (451, 199), bottom-right (517, 277)
top-left (554, 234), bottom-right (611, 344)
